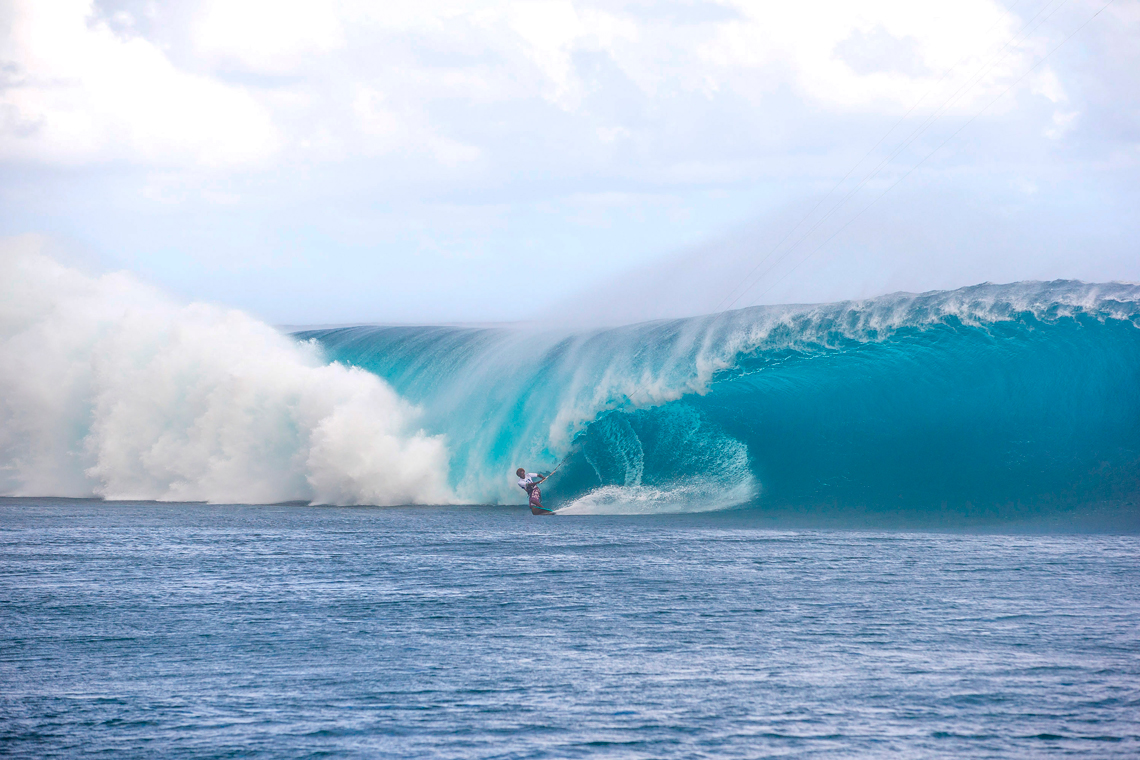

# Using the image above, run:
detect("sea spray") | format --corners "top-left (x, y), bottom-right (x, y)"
top-left (0, 242), bottom-right (452, 504)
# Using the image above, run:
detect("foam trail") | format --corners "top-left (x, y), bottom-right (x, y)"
top-left (0, 239), bottom-right (452, 505)
top-left (556, 480), bottom-right (757, 515)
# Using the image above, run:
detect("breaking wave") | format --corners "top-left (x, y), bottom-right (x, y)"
top-left (3, 240), bottom-right (1139, 525)
top-left (0, 242), bottom-right (452, 505)
top-left (304, 280), bottom-right (1140, 522)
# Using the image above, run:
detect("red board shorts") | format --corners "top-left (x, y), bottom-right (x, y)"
top-left (528, 486), bottom-right (543, 509)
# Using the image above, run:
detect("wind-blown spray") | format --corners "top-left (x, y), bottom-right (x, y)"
top-left (0, 242), bottom-right (452, 505)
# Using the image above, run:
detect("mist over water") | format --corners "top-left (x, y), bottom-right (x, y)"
top-left (3, 240), bottom-right (1138, 526)
top-left (546, 185), bottom-right (1140, 328)
top-left (0, 242), bottom-right (452, 505)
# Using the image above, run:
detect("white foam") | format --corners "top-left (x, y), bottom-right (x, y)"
top-left (557, 478), bottom-right (757, 515)
top-left (0, 239), bottom-right (453, 505)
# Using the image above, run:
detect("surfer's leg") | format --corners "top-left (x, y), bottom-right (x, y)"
top-left (529, 487), bottom-right (551, 514)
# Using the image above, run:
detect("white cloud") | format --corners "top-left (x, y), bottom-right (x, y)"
top-left (0, 0), bottom-right (1065, 174)
top-left (0, 0), bottom-right (281, 167)
top-left (193, 0), bottom-right (346, 73)
top-left (351, 87), bottom-right (404, 155)
top-left (702, 0), bottom-right (1023, 110)
top-left (1046, 109), bottom-right (1079, 139)
top-left (506, 0), bottom-right (589, 108)
top-left (502, 1), bottom-right (641, 109)
top-left (0, 0), bottom-right (1131, 331)
top-left (350, 85), bottom-right (480, 165)
top-left (1031, 67), bottom-right (1067, 103)
top-left (429, 135), bottom-right (482, 166)
top-left (596, 125), bottom-right (631, 143)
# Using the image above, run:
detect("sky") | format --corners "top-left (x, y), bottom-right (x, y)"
top-left (0, 0), bottom-right (1137, 325)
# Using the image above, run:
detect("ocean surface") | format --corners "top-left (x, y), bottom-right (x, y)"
top-left (3, 260), bottom-right (1140, 755)
top-left (3, 499), bottom-right (1139, 759)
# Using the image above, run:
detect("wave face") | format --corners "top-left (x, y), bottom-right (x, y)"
top-left (302, 281), bottom-right (1140, 522)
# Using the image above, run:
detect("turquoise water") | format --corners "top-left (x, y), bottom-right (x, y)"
top-left (301, 281), bottom-right (1140, 521)
top-left (3, 499), bottom-right (1138, 758)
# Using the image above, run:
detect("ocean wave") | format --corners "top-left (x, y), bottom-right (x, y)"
top-left (4, 236), bottom-right (1138, 522)
top-left (305, 281), bottom-right (1140, 517)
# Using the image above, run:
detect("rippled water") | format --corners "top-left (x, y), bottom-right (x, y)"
top-left (2, 499), bottom-right (1138, 758)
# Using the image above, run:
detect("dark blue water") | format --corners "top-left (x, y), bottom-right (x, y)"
top-left (3, 499), bottom-right (1138, 758)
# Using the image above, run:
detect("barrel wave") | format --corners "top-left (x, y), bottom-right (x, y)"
top-left (2, 243), bottom-right (1137, 525)
top-left (301, 280), bottom-right (1140, 525)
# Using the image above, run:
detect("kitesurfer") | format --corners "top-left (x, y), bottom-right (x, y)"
top-left (516, 468), bottom-right (553, 515)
